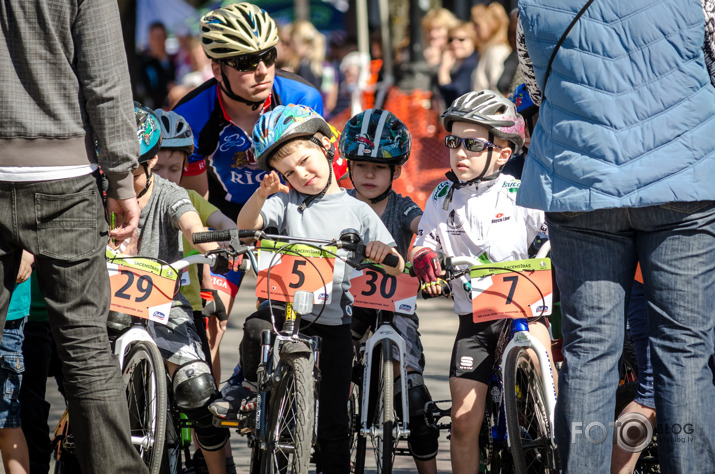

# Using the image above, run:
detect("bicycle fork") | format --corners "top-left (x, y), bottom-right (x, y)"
top-left (360, 325), bottom-right (411, 440)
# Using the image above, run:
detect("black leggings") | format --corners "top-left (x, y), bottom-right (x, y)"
top-left (240, 305), bottom-right (353, 473)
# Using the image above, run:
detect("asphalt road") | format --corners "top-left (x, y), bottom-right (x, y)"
top-left (37, 273), bottom-right (458, 474)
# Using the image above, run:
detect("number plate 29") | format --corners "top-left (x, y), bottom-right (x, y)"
top-left (106, 254), bottom-right (179, 324)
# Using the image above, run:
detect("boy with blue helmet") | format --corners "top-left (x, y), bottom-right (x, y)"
top-left (211, 104), bottom-right (402, 472)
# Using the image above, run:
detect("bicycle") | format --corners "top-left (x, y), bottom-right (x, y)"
top-left (423, 242), bottom-right (559, 473)
top-left (203, 228), bottom-right (398, 474)
top-left (52, 247), bottom-right (239, 474)
top-left (347, 269), bottom-right (421, 473)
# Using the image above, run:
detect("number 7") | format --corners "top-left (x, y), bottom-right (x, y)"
top-left (502, 275), bottom-right (518, 304)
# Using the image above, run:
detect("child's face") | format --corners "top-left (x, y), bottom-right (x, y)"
top-left (132, 156), bottom-right (158, 197)
top-left (271, 141), bottom-right (336, 195)
top-left (448, 122), bottom-right (511, 182)
top-left (350, 162), bottom-right (397, 200)
top-left (154, 150), bottom-right (186, 184)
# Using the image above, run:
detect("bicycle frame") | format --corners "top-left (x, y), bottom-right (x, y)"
top-left (359, 317), bottom-right (411, 440)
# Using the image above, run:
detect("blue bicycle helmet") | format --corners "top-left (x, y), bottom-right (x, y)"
top-left (339, 109), bottom-right (411, 166)
top-left (134, 102), bottom-right (162, 163)
top-left (252, 104), bottom-right (332, 172)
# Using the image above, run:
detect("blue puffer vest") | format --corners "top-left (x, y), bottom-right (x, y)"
top-left (517, 0), bottom-right (715, 212)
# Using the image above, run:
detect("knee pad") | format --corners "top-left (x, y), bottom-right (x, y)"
top-left (173, 360), bottom-right (217, 410)
top-left (173, 360), bottom-right (229, 450)
top-left (395, 373), bottom-right (439, 461)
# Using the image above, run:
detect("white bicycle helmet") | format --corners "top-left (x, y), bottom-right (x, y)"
top-left (154, 109), bottom-right (194, 155)
top-left (441, 89), bottom-right (525, 153)
top-left (200, 3), bottom-right (280, 59)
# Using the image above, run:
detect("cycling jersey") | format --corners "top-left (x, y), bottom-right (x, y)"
top-left (174, 69), bottom-right (324, 220)
top-left (414, 173), bottom-right (547, 315)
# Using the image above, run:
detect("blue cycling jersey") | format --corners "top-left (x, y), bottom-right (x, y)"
top-left (174, 69), bottom-right (324, 220)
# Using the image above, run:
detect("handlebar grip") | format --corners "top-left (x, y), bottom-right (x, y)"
top-left (383, 253), bottom-right (399, 268)
top-left (193, 229), bottom-right (263, 244)
top-left (193, 229), bottom-right (232, 244)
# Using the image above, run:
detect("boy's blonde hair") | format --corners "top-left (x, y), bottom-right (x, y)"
top-left (267, 132), bottom-right (329, 170)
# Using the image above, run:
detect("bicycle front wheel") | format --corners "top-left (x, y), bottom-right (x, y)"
top-left (367, 341), bottom-right (396, 473)
top-left (504, 346), bottom-right (556, 474)
top-left (123, 341), bottom-right (168, 474)
top-left (261, 353), bottom-right (315, 474)
top-left (349, 378), bottom-right (367, 474)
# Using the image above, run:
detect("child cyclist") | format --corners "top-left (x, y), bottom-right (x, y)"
top-left (112, 103), bottom-right (231, 474)
top-left (409, 90), bottom-right (555, 473)
top-left (339, 109), bottom-right (439, 473)
top-left (211, 104), bottom-right (403, 472)
top-left (153, 108), bottom-right (236, 374)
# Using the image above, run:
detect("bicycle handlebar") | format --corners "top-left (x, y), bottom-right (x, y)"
top-left (192, 228), bottom-right (399, 272)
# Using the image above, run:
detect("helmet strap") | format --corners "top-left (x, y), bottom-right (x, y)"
top-left (137, 163), bottom-right (153, 199)
top-left (442, 132), bottom-right (500, 210)
top-left (298, 139), bottom-right (334, 212)
top-left (218, 65), bottom-right (265, 111)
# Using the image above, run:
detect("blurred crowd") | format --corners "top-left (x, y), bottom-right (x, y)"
top-left (131, 1), bottom-right (520, 118)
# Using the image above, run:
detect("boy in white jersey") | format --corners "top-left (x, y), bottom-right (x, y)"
top-left (409, 90), bottom-right (555, 474)
top-left (339, 108), bottom-right (439, 472)
top-left (213, 104), bottom-right (403, 472)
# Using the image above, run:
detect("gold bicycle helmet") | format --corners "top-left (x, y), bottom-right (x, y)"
top-left (200, 3), bottom-right (280, 59)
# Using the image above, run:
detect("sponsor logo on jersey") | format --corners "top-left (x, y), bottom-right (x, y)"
top-left (399, 304), bottom-right (413, 312)
top-left (491, 212), bottom-right (512, 224)
top-left (447, 210), bottom-right (464, 229)
top-left (432, 181), bottom-right (450, 200)
top-left (502, 180), bottom-right (521, 193)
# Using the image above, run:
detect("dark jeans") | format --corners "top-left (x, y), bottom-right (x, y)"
top-left (241, 305), bottom-right (353, 473)
top-left (0, 174), bottom-right (148, 473)
top-left (547, 202), bottom-right (715, 473)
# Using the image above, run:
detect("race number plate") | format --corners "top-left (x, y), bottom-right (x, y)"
top-left (255, 240), bottom-right (336, 304)
top-left (471, 258), bottom-right (553, 323)
top-left (350, 268), bottom-right (419, 315)
top-left (106, 250), bottom-right (179, 324)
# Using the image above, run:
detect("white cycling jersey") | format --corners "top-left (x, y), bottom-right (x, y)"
top-left (414, 173), bottom-right (547, 314)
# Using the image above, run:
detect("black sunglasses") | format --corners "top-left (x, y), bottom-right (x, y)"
top-left (444, 135), bottom-right (502, 152)
top-left (223, 47), bottom-right (278, 72)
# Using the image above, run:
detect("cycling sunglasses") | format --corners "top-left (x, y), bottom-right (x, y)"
top-left (444, 135), bottom-right (503, 152)
top-left (223, 47), bottom-right (278, 72)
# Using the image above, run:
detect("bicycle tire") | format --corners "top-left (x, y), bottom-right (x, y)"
top-left (349, 380), bottom-right (367, 474)
top-left (369, 342), bottom-right (395, 474)
top-left (504, 347), bottom-right (556, 473)
top-left (123, 341), bottom-right (168, 474)
top-left (260, 353), bottom-right (315, 474)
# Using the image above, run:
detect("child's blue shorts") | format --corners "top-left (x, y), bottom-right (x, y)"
top-left (0, 317), bottom-right (26, 429)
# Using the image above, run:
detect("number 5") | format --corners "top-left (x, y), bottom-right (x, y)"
top-left (289, 260), bottom-right (307, 289)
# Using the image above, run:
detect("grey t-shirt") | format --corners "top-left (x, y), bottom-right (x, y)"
top-left (347, 189), bottom-right (422, 259)
top-left (136, 175), bottom-right (197, 324)
top-left (260, 189), bottom-right (396, 325)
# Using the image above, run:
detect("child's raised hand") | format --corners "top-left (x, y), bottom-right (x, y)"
top-left (259, 171), bottom-right (289, 198)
